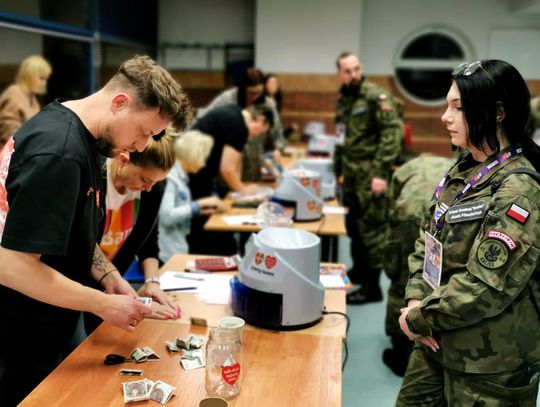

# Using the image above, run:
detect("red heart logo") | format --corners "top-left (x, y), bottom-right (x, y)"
top-left (255, 252), bottom-right (263, 265)
top-left (265, 256), bottom-right (277, 269)
top-left (222, 363), bottom-right (241, 385)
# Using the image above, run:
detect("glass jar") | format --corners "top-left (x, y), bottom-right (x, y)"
top-left (205, 327), bottom-right (243, 399)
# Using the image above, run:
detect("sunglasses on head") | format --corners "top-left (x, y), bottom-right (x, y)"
top-left (452, 61), bottom-right (493, 81)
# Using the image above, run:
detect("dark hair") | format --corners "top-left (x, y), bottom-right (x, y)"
top-left (264, 73), bottom-right (282, 113)
top-left (336, 51), bottom-right (355, 70)
top-left (237, 68), bottom-right (265, 108)
top-left (454, 59), bottom-right (540, 170)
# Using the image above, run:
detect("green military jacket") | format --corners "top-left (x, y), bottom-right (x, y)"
top-left (405, 149), bottom-right (540, 373)
top-left (335, 78), bottom-right (403, 184)
top-left (384, 155), bottom-right (455, 282)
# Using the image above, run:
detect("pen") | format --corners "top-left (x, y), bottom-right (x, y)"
top-left (174, 274), bottom-right (204, 281)
top-left (184, 268), bottom-right (210, 274)
top-left (163, 287), bottom-right (197, 292)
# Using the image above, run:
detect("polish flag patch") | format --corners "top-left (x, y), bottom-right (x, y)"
top-left (506, 204), bottom-right (529, 224)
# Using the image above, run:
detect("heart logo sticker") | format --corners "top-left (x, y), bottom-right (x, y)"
top-left (222, 363), bottom-right (241, 385)
top-left (265, 256), bottom-right (277, 269)
top-left (255, 251), bottom-right (264, 265)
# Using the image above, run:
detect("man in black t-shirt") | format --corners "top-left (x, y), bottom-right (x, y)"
top-left (0, 55), bottom-right (190, 406)
top-left (188, 104), bottom-right (272, 255)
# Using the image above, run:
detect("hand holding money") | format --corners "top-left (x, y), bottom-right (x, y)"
top-left (95, 294), bottom-right (152, 332)
top-left (138, 281), bottom-right (181, 318)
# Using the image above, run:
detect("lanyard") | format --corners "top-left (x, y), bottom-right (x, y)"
top-left (432, 147), bottom-right (522, 231)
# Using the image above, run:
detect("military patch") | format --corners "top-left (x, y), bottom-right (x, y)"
top-left (446, 201), bottom-right (486, 223)
top-left (506, 204), bottom-right (529, 224)
top-left (477, 239), bottom-right (508, 269)
top-left (486, 230), bottom-right (517, 251)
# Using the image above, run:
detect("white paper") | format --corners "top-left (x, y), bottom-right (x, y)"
top-left (320, 274), bottom-right (346, 289)
top-left (159, 271), bottom-right (232, 299)
top-left (221, 215), bottom-right (259, 225)
top-left (323, 206), bottom-right (348, 215)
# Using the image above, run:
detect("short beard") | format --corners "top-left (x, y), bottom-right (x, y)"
top-left (95, 138), bottom-right (116, 157)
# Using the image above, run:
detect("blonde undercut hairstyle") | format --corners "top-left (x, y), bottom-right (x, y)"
top-left (129, 134), bottom-right (176, 171)
top-left (173, 130), bottom-right (214, 169)
top-left (106, 55), bottom-right (192, 131)
top-left (16, 55), bottom-right (52, 88)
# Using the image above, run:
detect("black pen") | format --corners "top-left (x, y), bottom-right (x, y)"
top-left (163, 287), bottom-right (197, 292)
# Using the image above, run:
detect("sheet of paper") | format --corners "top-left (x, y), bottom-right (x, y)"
top-left (221, 215), bottom-right (258, 225)
top-left (320, 274), bottom-right (346, 289)
top-left (159, 271), bottom-right (232, 299)
top-left (323, 206), bottom-right (348, 215)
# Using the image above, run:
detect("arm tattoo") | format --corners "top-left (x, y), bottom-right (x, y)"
top-left (93, 246), bottom-right (109, 276)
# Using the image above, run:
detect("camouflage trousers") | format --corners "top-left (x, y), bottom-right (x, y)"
top-left (385, 281), bottom-right (406, 336)
top-left (396, 347), bottom-right (540, 406)
top-left (343, 181), bottom-right (388, 284)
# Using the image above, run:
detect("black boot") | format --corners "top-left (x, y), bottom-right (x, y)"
top-left (382, 335), bottom-right (413, 377)
top-left (346, 285), bottom-right (383, 305)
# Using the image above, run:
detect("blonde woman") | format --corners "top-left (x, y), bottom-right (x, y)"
top-left (0, 55), bottom-right (52, 148)
top-left (84, 133), bottom-right (182, 334)
top-left (158, 130), bottom-right (224, 262)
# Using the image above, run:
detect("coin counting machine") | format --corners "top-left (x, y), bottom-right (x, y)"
top-left (230, 227), bottom-right (324, 330)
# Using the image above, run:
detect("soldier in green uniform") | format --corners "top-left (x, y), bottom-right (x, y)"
top-left (334, 52), bottom-right (403, 304)
top-left (383, 154), bottom-right (455, 376)
top-left (396, 60), bottom-right (540, 405)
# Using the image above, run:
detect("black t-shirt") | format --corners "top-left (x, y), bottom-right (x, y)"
top-left (0, 100), bottom-right (102, 352)
top-left (190, 105), bottom-right (248, 199)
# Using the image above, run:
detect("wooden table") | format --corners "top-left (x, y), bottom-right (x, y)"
top-left (20, 322), bottom-right (342, 407)
top-left (20, 254), bottom-right (346, 406)
top-left (203, 197), bottom-right (323, 234)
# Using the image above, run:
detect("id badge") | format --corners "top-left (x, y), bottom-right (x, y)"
top-left (335, 122), bottom-right (346, 144)
top-left (423, 231), bottom-right (443, 289)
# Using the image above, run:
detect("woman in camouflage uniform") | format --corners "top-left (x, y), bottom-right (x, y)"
top-left (396, 60), bottom-right (540, 406)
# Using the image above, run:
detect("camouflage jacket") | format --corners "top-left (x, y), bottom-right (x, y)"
top-left (384, 155), bottom-right (455, 282)
top-left (405, 150), bottom-right (540, 373)
top-left (335, 78), bottom-right (403, 184)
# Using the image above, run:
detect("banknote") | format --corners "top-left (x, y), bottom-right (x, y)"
top-left (180, 348), bottom-right (205, 370)
top-left (165, 340), bottom-right (179, 353)
top-left (119, 369), bottom-right (144, 376)
top-left (122, 379), bottom-right (153, 403)
top-left (135, 297), bottom-right (153, 307)
top-left (149, 380), bottom-right (177, 404)
top-left (180, 355), bottom-right (205, 370)
top-left (131, 346), bottom-right (160, 363)
top-left (176, 335), bottom-right (204, 350)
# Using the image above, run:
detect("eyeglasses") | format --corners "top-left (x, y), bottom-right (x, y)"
top-left (452, 61), bottom-right (493, 81)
